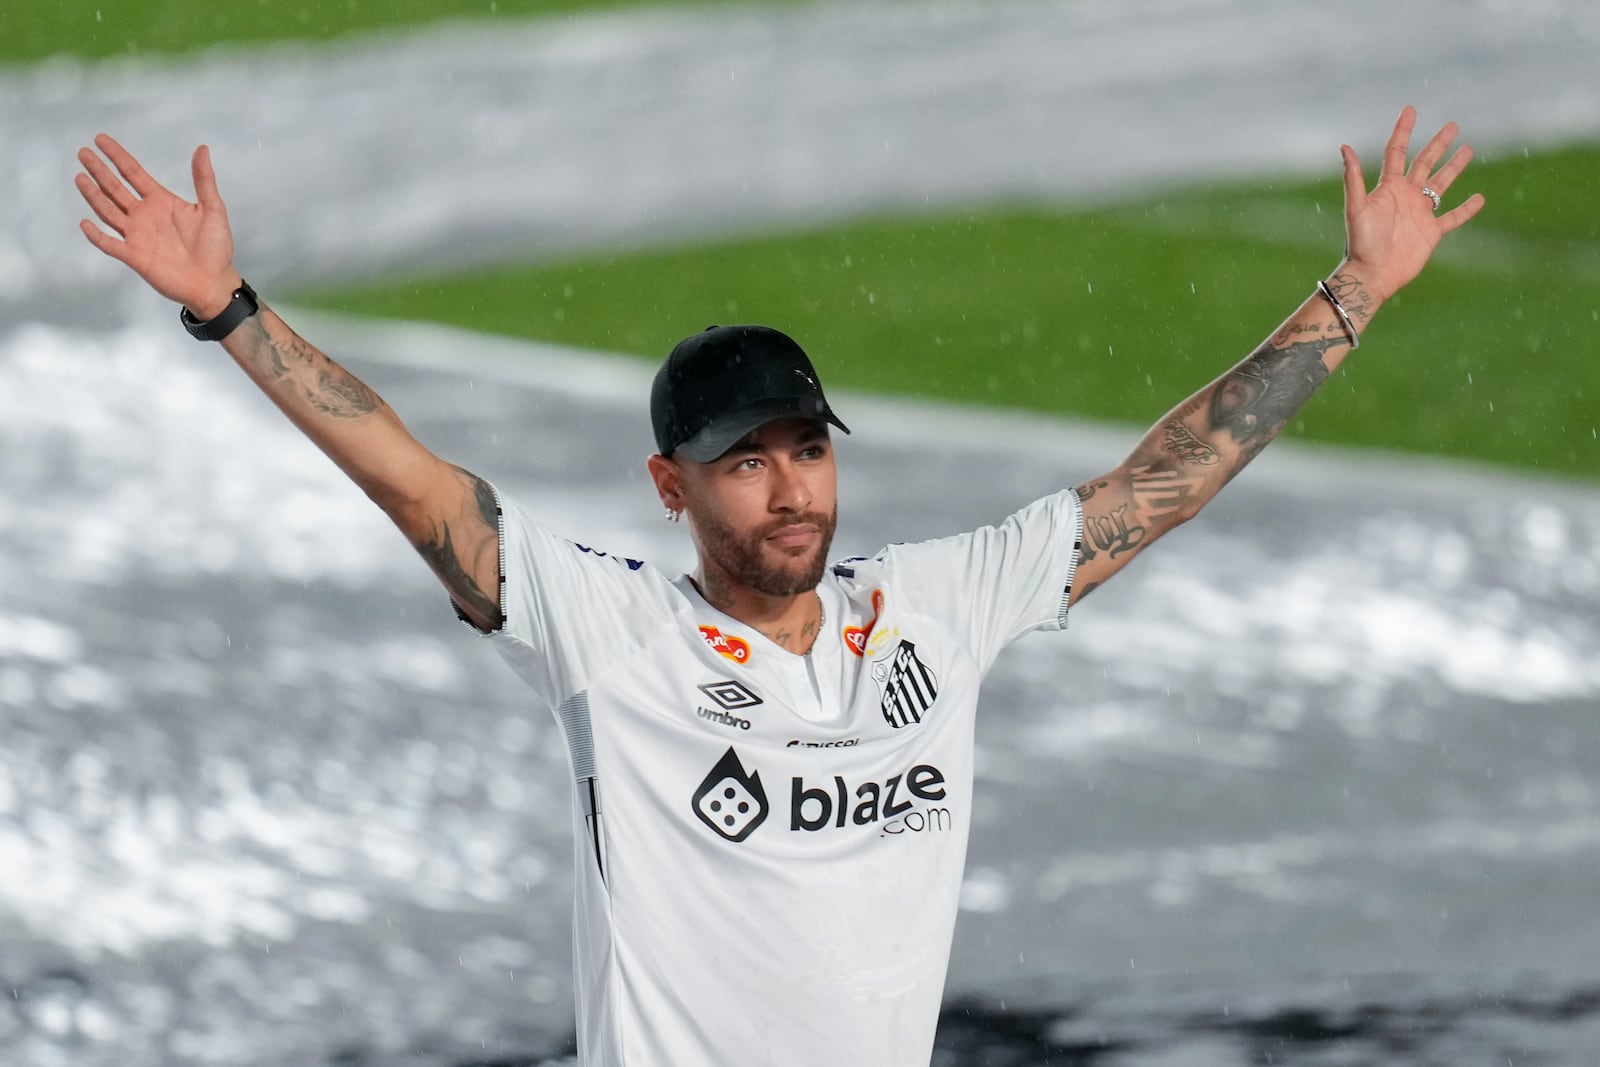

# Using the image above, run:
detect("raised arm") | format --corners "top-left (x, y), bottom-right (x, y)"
top-left (1070, 106), bottom-right (1485, 601)
top-left (75, 134), bottom-right (504, 630)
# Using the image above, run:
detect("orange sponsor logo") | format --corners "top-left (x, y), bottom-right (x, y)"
top-left (844, 590), bottom-right (885, 657)
top-left (699, 625), bottom-right (752, 665)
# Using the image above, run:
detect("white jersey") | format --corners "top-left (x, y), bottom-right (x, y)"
top-left (468, 485), bottom-right (1082, 1067)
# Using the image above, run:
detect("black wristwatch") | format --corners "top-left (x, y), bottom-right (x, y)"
top-left (180, 279), bottom-right (260, 342)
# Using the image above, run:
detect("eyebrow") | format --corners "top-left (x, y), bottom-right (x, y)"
top-left (722, 425), bottom-right (829, 459)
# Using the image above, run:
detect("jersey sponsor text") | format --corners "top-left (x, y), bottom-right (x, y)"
top-left (790, 763), bottom-right (947, 832)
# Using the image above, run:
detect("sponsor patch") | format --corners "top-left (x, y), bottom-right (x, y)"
top-left (699, 625), bottom-right (752, 665)
top-left (785, 737), bottom-right (860, 749)
top-left (843, 589), bottom-right (885, 657)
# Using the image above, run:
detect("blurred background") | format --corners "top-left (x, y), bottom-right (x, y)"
top-left (3, 1), bottom-right (1599, 1064)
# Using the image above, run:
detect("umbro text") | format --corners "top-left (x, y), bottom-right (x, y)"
top-left (697, 706), bottom-right (752, 730)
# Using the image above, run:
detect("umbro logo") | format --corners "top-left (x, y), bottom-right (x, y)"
top-left (698, 679), bottom-right (762, 712)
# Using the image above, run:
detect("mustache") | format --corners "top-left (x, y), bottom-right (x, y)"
top-left (755, 512), bottom-right (834, 539)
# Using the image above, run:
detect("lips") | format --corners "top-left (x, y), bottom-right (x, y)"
top-left (766, 524), bottom-right (819, 549)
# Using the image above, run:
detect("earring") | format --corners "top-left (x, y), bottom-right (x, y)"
top-left (665, 509), bottom-right (681, 523)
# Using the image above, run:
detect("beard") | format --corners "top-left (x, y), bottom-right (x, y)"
top-left (693, 507), bottom-right (838, 598)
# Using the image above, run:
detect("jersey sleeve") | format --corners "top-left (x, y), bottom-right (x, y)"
top-left (458, 483), bottom-right (681, 708)
top-left (879, 487), bottom-right (1083, 674)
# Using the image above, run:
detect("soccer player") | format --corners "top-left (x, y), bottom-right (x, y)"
top-left (74, 107), bottom-right (1481, 1065)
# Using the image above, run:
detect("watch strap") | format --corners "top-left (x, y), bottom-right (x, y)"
top-left (181, 280), bottom-right (259, 342)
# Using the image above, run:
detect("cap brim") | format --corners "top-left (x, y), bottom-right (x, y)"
top-left (673, 398), bottom-right (850, 462)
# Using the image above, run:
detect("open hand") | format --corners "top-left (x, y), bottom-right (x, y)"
top-left (1341, 106), bottom-right (1485, 303)
top-left (75, 134), bottom-right (242, 319)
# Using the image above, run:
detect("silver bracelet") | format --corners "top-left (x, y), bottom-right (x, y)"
top-left (1316, 279), bottom-right (1361, 350)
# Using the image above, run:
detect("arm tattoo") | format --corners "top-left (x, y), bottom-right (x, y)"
top-left (1208, 336), bottom-right (1338, 461)
top-left (454, 465), bottom-right (499, 528)
top-left (233, 316), bottom-right (385, 417)
top-left (1324, 271), bottom-right (1376, 327)
top-left (414, 518), bottom-right (503, 630)
top-left (1160, 419), bottom-right (1219, 466)
top-left (1079, 502), bottom-right (1146, 563)
top-left (304, 367), bottom-right (382, 418)
top-left (233, 317), bottom-right (290, 381)
top-left (1075, 479), bottom-right (1109, 503)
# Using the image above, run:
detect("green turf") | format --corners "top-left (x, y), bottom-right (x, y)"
top-left (3, 0), bottom-right (801, 65)
top-left (299, 142), bottom-right (1600, 480)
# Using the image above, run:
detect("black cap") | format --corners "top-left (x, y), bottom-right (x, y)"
top-left (651, 325), bottom-right (850, 461)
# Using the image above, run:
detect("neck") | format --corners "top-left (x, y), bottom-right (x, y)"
top-left (693, 568), bottom-right (824, 655)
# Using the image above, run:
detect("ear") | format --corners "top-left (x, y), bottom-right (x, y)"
top-left (646, 453), bottom-right (685, 511)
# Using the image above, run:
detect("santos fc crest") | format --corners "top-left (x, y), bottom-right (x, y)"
top-left (872, 640), bottom-right (938, 729)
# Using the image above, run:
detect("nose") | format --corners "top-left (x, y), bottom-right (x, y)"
top-left (767, 455), bottom-right (810, 514)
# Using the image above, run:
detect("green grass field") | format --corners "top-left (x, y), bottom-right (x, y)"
top-left (1, 0), bottom-right (801, 65)
top-left (298, 143), bottom-right (1600, 480)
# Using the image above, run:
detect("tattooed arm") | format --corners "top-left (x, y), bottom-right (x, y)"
top-left (74, 134), bottom-right (503, 630)
top-left (1070, 107), bottom-right (1485, 601)
top-left (1071, 272), bottom-right (1371, 600)
top-left (221, 309), bottom-right (504, 631)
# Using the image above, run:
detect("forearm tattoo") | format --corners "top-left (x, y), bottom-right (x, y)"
top-left (1161, 419), bottom-right (1219, 466)
top-left (1075, 332), bottom-right (1339, 576)
top-left (1324, 271), bottom-right (1376, 327)
top-left (305, 366), bottom-right (381, 418)
top-left (234, 316), bottom-right (384, 419)
top-left (1208, 335), bottom-right (1338, 463)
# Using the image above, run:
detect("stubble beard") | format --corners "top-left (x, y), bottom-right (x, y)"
top-left (696, 508), bottom-right (839, 598)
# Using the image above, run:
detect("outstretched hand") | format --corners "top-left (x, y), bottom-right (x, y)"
top-left (1341, 106), bottom-right (1485, 303)
top-left (75, 134), bottom-right (242, 319)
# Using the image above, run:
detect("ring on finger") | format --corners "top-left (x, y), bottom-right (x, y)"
top-left (1420, 186), bottom-right (1442, 212)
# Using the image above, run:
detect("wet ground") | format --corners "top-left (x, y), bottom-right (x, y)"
top-left (4, 1), bottom-right (1600, 1064)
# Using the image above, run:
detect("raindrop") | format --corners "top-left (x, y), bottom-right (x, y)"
top-left (1489, 401), bottom-right (1495, 412)
top-left (1189, 282), bottom-right (1196, 294)
top-left (1086, 282), bottom-right (1093, 294)
top-left (1467, 372), bottom-right (1473, 384)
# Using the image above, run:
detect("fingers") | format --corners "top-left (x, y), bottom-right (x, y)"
top-left (191, 145), bottom-right (228, 214)
top-left (1340, 144), bottom-right (1367, 210)
top-left (74, 171), bottom-right (127, 234)
top-left (1426, 143), bottom-right (1474, 197)
top-left (94, 133), bottom-right (168, 199)
top-left (78, 218), bottom-right (131, 264)
top-left (1438, 192), bottom-right (1486, 235)
top-left (77, 146), bottom-right (138, 214)
top-left (1408, 121), bottom-right (1460, 184)
top-left (1380, 105), bottom-right (1416, 183)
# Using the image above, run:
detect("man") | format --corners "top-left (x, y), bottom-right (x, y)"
top-left (74, 106), bottom-right (1481, 1065)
